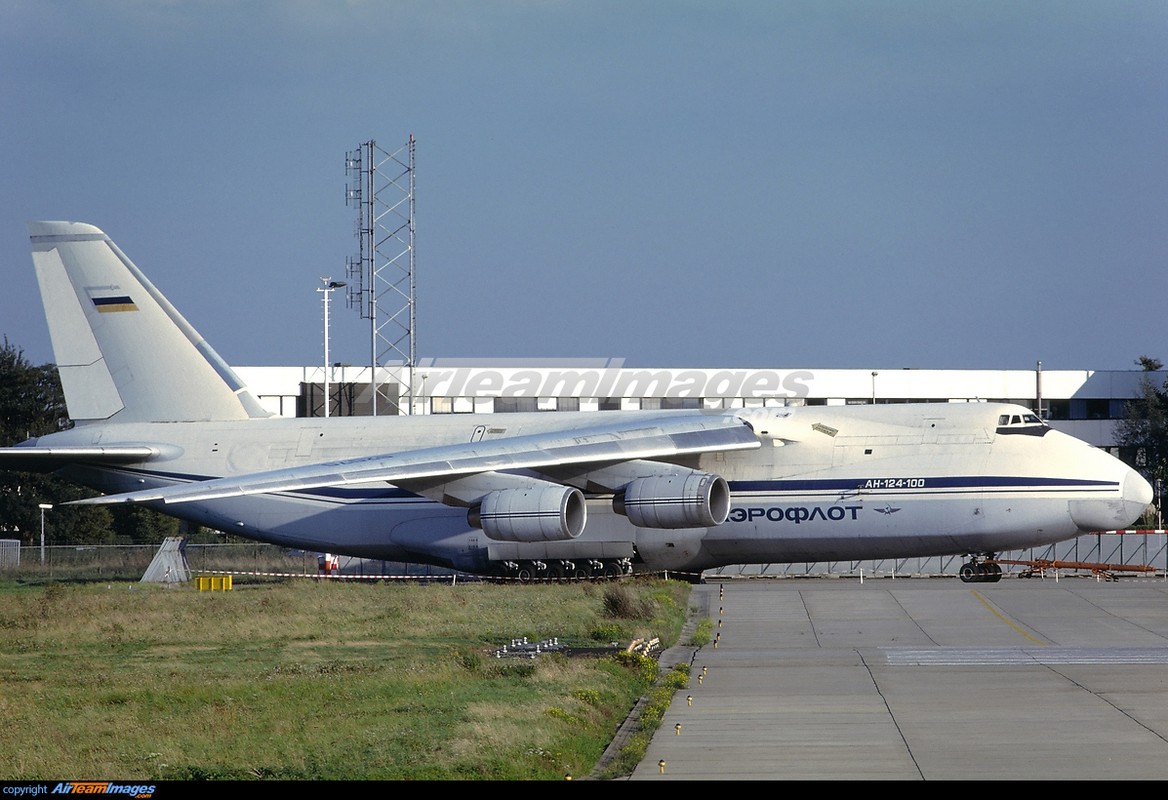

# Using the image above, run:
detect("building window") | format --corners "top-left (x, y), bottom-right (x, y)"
top-left (1046, 400), bottom-right (1069, 420)
top-left (495, 397), bottom-right (538, 413)
top-left (1070, 399), bottom-right (1112, 420)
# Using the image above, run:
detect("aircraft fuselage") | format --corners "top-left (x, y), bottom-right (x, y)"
top-left (33, 402), bottom-right (1148, 577)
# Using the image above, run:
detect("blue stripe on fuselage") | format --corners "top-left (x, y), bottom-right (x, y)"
top-left (729, 476), bottom-right (1116, 493)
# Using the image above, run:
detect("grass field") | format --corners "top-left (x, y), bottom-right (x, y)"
top-left (0, 576), bottom-right (694, 781)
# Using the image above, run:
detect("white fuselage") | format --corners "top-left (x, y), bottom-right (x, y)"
top-left (39, 402), bottom-right (1149, 575)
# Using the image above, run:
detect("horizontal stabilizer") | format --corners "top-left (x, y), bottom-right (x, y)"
top-left (0, 445), bottom-right (159, 472)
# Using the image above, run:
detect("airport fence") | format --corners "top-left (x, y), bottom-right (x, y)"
top-left (1, 531), bottom-right (1165, 584)
top-left (0, 542), bottom-right (319, 583)
top-left (0, 541), bottom-right (470, 583)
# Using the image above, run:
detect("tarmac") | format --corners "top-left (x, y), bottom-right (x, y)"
top-left (615, 573), bottom-right (1168, 781)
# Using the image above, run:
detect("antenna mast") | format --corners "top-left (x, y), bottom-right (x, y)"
top-left (345, 136), bottom-right (416, 415)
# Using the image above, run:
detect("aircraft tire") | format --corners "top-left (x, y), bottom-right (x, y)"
top-left (601, 563), bottom-right (621, 580)
top-left (959, 563), bottom-right (978, 583)
top-left (516, 565), bottom-right (535, 583)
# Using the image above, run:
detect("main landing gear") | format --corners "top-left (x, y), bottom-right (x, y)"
top-left (959, 555), bottom-right (1003, 583)
top-left (502, 558), bottom-right (633, 583)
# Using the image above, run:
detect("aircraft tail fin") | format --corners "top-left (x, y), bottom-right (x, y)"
top-left (28, 221), bottom-right (272, 423)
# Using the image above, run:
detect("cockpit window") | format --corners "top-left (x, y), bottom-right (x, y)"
top-left (998, 413), bottom-right (1045, 427)
top-left (996, 410), bottom-right (1050, 436)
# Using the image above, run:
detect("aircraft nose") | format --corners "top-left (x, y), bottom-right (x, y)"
top-left (1069, 467), bottom-right (1153, 533)
top-left (1124, 468), bottom-right (1155, 523)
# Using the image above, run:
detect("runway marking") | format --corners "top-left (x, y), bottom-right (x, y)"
top-left (972, 588), bottom-right (1047, 645)
top-left (883, 646), bottom-right (1168, 666)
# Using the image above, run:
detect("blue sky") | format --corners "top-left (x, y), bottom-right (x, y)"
top-left (1, 1), bottom-right (1165, 372)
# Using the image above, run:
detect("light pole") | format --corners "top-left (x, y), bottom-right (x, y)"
top-left (38, 503), bottom-right (52, 564)
top-left (317, 278), bottom-right (346, 418)
top-left (871, 371), bottom-right (878, 404)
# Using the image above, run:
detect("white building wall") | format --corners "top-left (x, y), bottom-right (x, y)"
top-left (233, 363), bottom-right (1165, 448)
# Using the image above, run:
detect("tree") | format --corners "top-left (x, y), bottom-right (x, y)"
top-left (0, 340), bottom-right (186, 546)
top-left (0, 337), bottom-right (69, 444)
top-left (1115, 356), bottom-right (1168, 526)
top-left (109, 505), bottom-right (180, 544)
top-left (0, 339), bottom-right (73, 543)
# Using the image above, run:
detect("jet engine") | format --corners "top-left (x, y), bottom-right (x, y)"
top-left (468, 486), bottom-right (587, 542)
top-left (614, 471), bottom-right (730, 529)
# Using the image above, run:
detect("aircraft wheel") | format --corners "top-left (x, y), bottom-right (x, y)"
top-left (546, 564), bottom-right (565, 583)
top-left (959, 563), bottom-right (978, 583)
top-left (601, 563), bottom-right (621, 580)
top-left (516, 565), bottom-right (535, 583)
top-left (571, 567), bottom-right (589, 581)
top-left (987, 563), bottom-right (1003, 583)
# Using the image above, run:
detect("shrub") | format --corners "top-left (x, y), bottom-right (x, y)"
top-left (589, 622), bottom-right (625, 643)
top-left (602, 585), bottom-right (652, 619)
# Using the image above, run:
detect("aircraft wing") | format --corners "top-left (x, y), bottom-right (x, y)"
top-left (72, 412), bottom-right (761, 506)
top-left (0, 445), bottom-right (161, 472)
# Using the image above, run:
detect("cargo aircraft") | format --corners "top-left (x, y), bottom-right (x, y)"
top-left (0, 222), bottom-right (1153, 582)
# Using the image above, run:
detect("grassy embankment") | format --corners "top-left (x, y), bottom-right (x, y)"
top-left (0, 577), bottom-right (696, 780)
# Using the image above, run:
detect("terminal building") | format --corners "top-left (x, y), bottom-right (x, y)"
top-left (235, 359), bottom-right (1160, 456)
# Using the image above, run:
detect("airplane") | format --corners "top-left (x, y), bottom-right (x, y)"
top-left (0, 221), bottom-right (1154, 583)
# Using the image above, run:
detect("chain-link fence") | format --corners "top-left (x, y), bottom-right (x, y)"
top-left (2, 531), bottom-right (1165, 583)
top-left (0, 542), bottom-right (321, 583)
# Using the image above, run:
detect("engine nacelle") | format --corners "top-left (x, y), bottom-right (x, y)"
top-left (468, 486), bottom-right (587, 542)
top-left (614, 472), bottom-right (730, 529)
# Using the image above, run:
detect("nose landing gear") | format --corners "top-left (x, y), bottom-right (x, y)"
top-left (959, 556), bottom-right (1003, 583)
